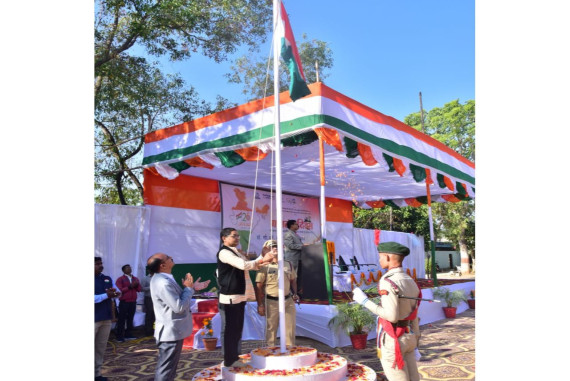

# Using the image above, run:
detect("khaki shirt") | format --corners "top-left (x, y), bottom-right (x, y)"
top-left (363, 267), bottom-right (420, 323)
top-left (255, 261), bottom-right (297, 297)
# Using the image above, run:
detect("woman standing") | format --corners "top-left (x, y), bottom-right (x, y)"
top-left (216, 228), bottom-right (275, 368)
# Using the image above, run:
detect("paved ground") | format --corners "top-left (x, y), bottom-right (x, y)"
top-left (100, 308), bottom-right (475, 380)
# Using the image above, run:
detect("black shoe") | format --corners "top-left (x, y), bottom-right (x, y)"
top-left (125, 335), bottom-right (136, 340)
top-left (95, 376), bottom-right (108, 381)
top-left (116, 337), bottom-right (125, 342)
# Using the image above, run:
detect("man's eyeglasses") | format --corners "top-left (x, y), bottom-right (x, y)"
top-left (229, 234), bottom-right (240, 238)
top-left (161, 255), bottom-right (173, 263)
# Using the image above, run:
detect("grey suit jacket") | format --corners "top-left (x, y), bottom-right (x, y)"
top-left (150, 273), bottom-right (194, 342)
top-left (283, 229), bottom-right (303, 263)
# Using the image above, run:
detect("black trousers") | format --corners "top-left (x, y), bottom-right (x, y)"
top-left (297, 260), bottom-right (303, 293)
top-left (144, 296), bottom-right (155, 335)
top-left (116, 301), bottom-right (136, 338)
top-left (219, 301), bottom-right (245, 366)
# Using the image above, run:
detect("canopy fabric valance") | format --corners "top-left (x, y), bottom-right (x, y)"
top-left (142, 83), bottom-right (474, 207)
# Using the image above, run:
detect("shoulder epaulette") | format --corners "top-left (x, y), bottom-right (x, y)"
top-left (384, 277), bottom-right (401, 295)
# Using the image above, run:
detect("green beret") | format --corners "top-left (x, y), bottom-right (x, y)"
top-left (377, 241), bottom-right (410, 256)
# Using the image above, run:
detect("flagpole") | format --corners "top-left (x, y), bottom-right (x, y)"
top-left (273, 0), bottom-right (287, 354)
top-left (319, 137), bottom-right (333, 304)
top-left (420, 92), bottom-right (438, 286)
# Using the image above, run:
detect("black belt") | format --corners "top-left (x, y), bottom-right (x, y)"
top-left (266, 295), bottom-right (290, 300)
top-left (391, 320), bottom-right (409, 328)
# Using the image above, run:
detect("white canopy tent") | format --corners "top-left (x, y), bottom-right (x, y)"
top-left (142, 83), bottom-right (475, 208)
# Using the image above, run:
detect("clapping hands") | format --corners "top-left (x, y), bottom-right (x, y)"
top-left (105, 287), bottom-right (120, 298)
top-left (182, 273), bottom-right (211, 291)
top-left (193, 277), bottom-right (211, 291)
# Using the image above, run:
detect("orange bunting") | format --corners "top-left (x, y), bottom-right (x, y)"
top-left (366, 200), bottom-right (386, 209)
top-left (234, 146), bottom-right (269, 161)
top-left (442, 194), bottom-right (462, 203)
top-left (357, 143), bottom-right (378, 166)
top-left (184, 156), bottom-right (215, 169)
top-left (406, 269), bottom-right (411, 276)
top-left (443, 176), bottom-right (455, 191)
top-left (314, 127), bottom-right (343, 152)
top-left (392, 157), bottom-right (406, 176)
top-left (405, 198), bottom-right (423, 208)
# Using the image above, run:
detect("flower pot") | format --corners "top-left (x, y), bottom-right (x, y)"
top-left (349, 333), bottom-right (368, 350)
top-left (467, 299), bottom-right (475, 309)
top-left (203, 337), bottom-right (217, 351)
top-left (442, 307), bottom-right (457, 318)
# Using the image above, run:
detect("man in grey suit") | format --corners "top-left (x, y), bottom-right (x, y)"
top-left (283, 219), bottom-right (309, 296)
top-left (147, 253), bottom-right (211, 381)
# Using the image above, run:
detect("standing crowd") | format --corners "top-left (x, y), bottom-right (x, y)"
top-left (95, 222), bottom-right (421, 381)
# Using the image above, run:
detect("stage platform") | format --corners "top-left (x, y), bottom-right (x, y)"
top-left (183, 280), bottom-right (475, 349)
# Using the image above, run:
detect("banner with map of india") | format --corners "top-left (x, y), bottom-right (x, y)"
top-left (220, 182), bottom-right (321, 256)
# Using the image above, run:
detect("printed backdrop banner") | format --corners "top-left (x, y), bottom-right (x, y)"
top-left (220, 183), bottom-right (321, 255)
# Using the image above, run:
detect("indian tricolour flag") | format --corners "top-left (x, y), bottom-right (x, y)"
top-left (277, 1), bottom-right (311, 101)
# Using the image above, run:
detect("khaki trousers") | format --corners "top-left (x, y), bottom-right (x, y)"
top-left (378, 331), bottom-right (419, 381)
top-left (95, 320), bottom-right (112, 377)
top-left (265, 297), bottom-right (296, 346)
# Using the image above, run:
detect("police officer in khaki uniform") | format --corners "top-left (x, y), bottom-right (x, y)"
top-left (255, 240), bottom-right (299, 347)
top-left (353, 242), bottom-right (421, 381)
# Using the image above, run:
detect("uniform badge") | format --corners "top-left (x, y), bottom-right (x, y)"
top-left (379, 289), bottom-right (389, 296)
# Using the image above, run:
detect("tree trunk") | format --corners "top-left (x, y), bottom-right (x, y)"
top-left (115, 172), bottom-right (127, 205)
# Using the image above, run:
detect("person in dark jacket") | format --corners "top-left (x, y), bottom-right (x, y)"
top-left (95, 257), bottom-right (120, 381)
top-left (216, 227), bottom-right (275, 368)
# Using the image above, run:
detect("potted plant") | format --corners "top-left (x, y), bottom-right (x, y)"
top-left (466, 289), bottom-right (475, 309)
top-left (328, 302), bottom-right (376, 349)
top-left (432, 287), bottom-right (467, 318)
top-left (200, 317), bottom-right (217, 351)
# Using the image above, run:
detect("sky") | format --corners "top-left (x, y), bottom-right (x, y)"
top-left (158, 0), bottom-right (475, 123)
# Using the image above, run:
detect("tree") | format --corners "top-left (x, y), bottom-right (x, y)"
top-left (352, 205), bottom-right (436, 251)
top-left (95, 0), bottom-right (272, 72)
top-left (405, 99), bottom-right (475, 273)
top-left (226, 34), bottom-right (334, 100)
top-left (95, 56), bottom-right (213, 204)
top-left (95, 0), bottom-right (273, 204)
top-left (352, 99), bottom-right (475, 273)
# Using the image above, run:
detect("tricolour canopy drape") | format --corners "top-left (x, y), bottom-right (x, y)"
top-left (142, 82), bottom-right (474, 208)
